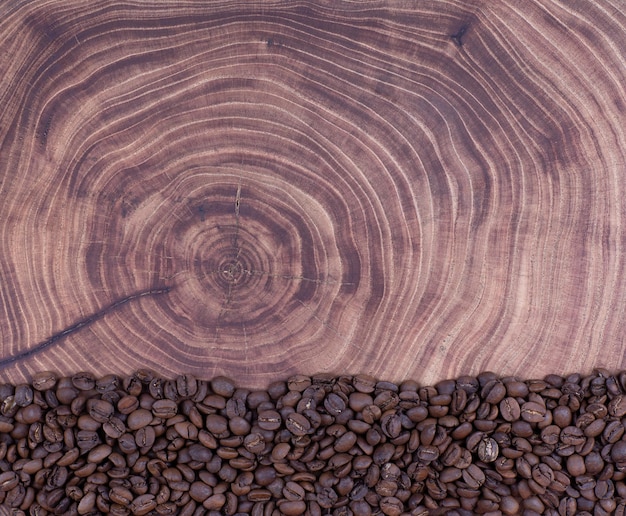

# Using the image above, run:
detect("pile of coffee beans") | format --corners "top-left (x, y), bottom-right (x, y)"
top-left (2, 370), bottom-right (626, 515)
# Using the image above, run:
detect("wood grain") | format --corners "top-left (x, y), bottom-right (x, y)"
top-left (1, 1), bottom-right (625, 388)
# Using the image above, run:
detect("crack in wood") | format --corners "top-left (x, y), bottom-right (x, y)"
top-left (451, 24), bottom-right (470, 47)
top-left (233, 182), bottom-right (242, 258)
top-left (0, 287), bottom-right (171, 369)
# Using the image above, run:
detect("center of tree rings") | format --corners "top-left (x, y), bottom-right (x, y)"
top-left (219, 259), bottom-right (247, 285)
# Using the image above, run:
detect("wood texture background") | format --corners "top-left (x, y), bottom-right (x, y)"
top-left (0, 0), bottom-right (625, 388)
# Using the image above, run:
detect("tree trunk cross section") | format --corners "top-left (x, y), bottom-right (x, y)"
top-left (0, 1), bottom-right (624, 388)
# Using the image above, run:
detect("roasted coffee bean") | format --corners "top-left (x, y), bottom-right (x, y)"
top-left (324, 393), bottom-right (346, 415)
top-left (482, 380), bottom-right (506, 404)
top-left (72, 372), bottom-right (96, 391)
top-left (610, 440), bottom-right (626, 464)
top-left (585, 450), bottom-right (604, 475)
top-left (285, 413), bottom-right (311, 436)
top-left (115, 395), bottom-right (138, 415)
top-left (609, 395), bottom-right (626, 417)
top-left (31, 372), bottom-right (57, 392)
top-left (87, 399), bottom-right (114, 423)
top-left (334, 431), bottom-right (357, 452)
top-left (450, 388), bottom-right (468, 414)
top-left (380, 413), bottom-right (401, 438)
top-left (257, 410), bottom-right (281, 431)
top-left (127, 409), bottom-right (153, 430)
top-left (416, 445), bottom-right (439, 462)
top-left (20, 403), bottom-right (43, 424)
top-left (151, 399), bottom-right (178, 418)
top-left (560, 426), bottom-right (585, 446)
top-left (287, 375), bottom-right (311, 393)
top-left (521, 401), bottom-right (546, 423)
top-left (95, 374), bottom-right (119, 393)
top-left (373, 390), bottom-right (399, 411)
top-left (500, 397), bottom-right (521, 421)
top-left (210, 376), bottom-right (235, 398)
top-left (537, 424), bottom-right (559, 446)
top-left (135, 425), bottom-right (156, 448)
top-left (352, 375), bottom-right (376, 393)
top-left (531, 462), bottom-right (554, 487)
top-left (130, 493), bottom-right (157, 515)
top-left (477, 437), bottom-right (499, 462)
top-left (76, 430), bottom-right (100, 451)
top-left (14, 385), bottom-right (34, 407)
top-left (379, 496), bottom-right (403, 516)
top-left (0, 471), bottom-right (19, 492)
top-left (102, 416), bottom-right (126, 439)
top-left (463, 463), bottom-right (486, 488)
top-left (603, 420), bottom-right (624, 443)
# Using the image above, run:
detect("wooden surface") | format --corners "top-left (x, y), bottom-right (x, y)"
top-left (0, 1), bottom-right (625, 388)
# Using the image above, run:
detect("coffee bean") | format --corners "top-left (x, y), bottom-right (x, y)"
top-left (416, 445), bottom-right (439, 462)
top-left (462, 463), bottom-right (486, 488)
top-left (477, 437), bottom-right (499, 462)
top-left (151, 399), bottom-right (178, 418)
top-left (521, 401), bottom-right (546, 423)
top-left (0, 471), bottom-right (19, 492)
top-left (130, 493), bottom-right (157, 515)
top-left (285, 375), bottom-right (310, 393)
top-left (585, 451), bottom-right (605, 475)
top-left (482, 380), bottom-right (507, 404)
top-left (117, 394), bottom-right (140, 414)
top-left (360, 404), bottom-right (381, 425)
top-left (609, 395), bottom-right (626, 417)
top-left (205, 414), bottom-right (228, 436)
top-left (248, 488), bottom-right (272, 502)
top-left (211, 377), bottom-right (235, 398)
top-left (380, 413), bottom-right (401, 438)
top-left (31, 372), bottom-right (57, 392)
top-left (135, 426), bottom-right (156, 448)
top-left (72, 372), bottom-right (96, 391)
top-left (14, 384), bottom-right (33, 407)
top-left (226, 416), bottom-right (249, 436)
top-left (103, 416), bottom-right (126, 439)
top-left (499, 397), bottom-right (521, 421)
top-left (560, 426), bottom-right (585, 446)
top-left (87, 399), bottom-right (114, 423)
top-left (348, 375), bottom-right (375, 394)
top-left (559, 496), bottom-right (578, 516)
top-left (373, 390), bottom-right (399, 411)
top-left (95, 374), bottom-right (119, 393)
top-left (324, 393), bottom-right (347, 415)
top-left (531, 462), bottom-right (554, 487)
top-left (535, 427), bottom-right (556, 448)
top-left (285, 413), bottom-right (311, 436)
top-left (257, 410), bottom-right (281, 431)
top-left (603, 420), bottom-right (625, 443)
top-left (127, 409), bottom-right (153, 430)
top-left (610, 440), bottom-right (626, 465)
top-left (379, 496), bottom-right (403, 516)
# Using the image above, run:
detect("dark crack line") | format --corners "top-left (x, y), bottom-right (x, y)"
top-left (0, 287), bottom-right (171, 369)
top-left (233, 182), bottom-right (242, 258)
top-left (451, 24), bottom-right (469, 47)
